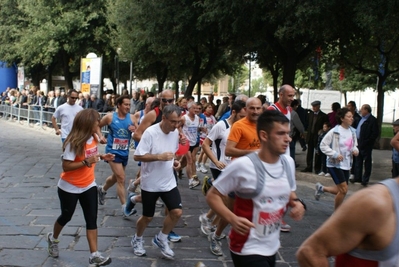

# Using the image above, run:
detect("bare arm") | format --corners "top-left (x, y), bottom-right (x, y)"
top-left (133, 111), bottom-right (156, 142)
top-left (391, 131), bottom-right (399, 151)
top-left (225, 140), bottom-right (253, 157)
top-left (134, 152), bottom-right (174, 162)
top-left (297, 185), bottom-right (392, 266)
top-left (206, 187), bottom-right (255, 235)
top-left (51, 116), bottom-right (61, 135)
top-left (202, 137), bottom-right (226, 169)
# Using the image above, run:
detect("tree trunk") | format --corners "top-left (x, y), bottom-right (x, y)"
top-left (61, 50), bottom-right (73, 90)
top-left (197, 79), bottom-right (202, 103)
top-left (156, 63), bottom-right (168, 94)
top-left (175, 80), bottom-right (180, 100)
top-left (282, 57), bottom-right (297, 87)
top-left (376, 76), bottom-right (385, 139)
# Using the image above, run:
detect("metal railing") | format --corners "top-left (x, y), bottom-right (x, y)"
top-left (0, 103), bottom-right (109, 135)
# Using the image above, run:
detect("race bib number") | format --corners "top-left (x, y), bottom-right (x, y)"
top-left (255, 209), bottom-right (284, 236)
top-left (85, 146), bottom-right (98, 158)
top-left (112, 138), bottom-right (129, 150)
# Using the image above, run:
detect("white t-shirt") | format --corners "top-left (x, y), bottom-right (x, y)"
top-left (58, 136), bottom-right (96, 193)
top-left (53, 103), bottom-right (83, 138)
top-left (134, 123), bottom-right (178, 192)
top-left (207, 119), bottom-right (231, 170)
top-left (182, 114), bottom-right (199, 146)
top-left (213, 154), bottom-right (296, 256)
top-left (334, 125), bottom-right (354, 170)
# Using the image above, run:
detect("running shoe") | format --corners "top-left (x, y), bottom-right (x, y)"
top-left (156, 199), bottom-right (164, 208)
top-left (89, 252), bottom-right (112, 266)
top-left (315, 182), bottom-right (324, 201)
top-left (196, 162), bottom-right (201, 172)
top-left (97, 185), bottom-right (106, 205)
top-left (199, 165), bottom-right (208, 173)
top-left (124, 192), bottom-right (137, 217)
top-left (167, 231), bottom-right (181, 243)
top-left (318, 172), bottom-right (325, 176)
top-left (189, 178), bottom-right (200, 189)
top-left (201, 176), bottom-right (212, 196)
top-left (280, 222), bottom-right (291, 232)
top-left (127, 179), bottom-right (137, 193)
top-left (46, 232), bottom-right (59, 258)
top-left (325, 173), bottom-right (331, 177)
top-left (199, 213), bottom-right (213, 235)
top-left (131, 237), bottom-right (146, 256)
top-left (208, 234), bottom-right (223, 256)
top-left (152, 234), bottom-right (175, 259)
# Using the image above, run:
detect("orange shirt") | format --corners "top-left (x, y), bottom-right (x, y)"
top-left (228, 117), bottom-right (260, 151)
top-left (61, 138), bottom-right (98, 188)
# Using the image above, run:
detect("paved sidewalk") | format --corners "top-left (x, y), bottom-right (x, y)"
top-left (0, 119), bottom-right (392, 267)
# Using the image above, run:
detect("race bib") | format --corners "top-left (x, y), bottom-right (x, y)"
top-left (255, 209), bottom-right (284, 236)
top-left (112, 138), bottom-right (129, 150)
top-left (85, 146), bottom-right (98, 158)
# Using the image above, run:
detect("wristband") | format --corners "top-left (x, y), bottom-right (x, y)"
top-left (293, 198), bottom-right (307, 210)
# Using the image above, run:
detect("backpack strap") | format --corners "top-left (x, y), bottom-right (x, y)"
top-left (236, 153), bottom-right (294, 199)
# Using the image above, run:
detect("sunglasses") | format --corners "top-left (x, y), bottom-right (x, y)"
top-left (70, 97), bottom-right (78, 100)
top-left (161, 98), bottom-right (174, 103)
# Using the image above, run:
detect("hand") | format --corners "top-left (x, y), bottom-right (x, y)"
top-left (352, 150), bottom-right (359, 156)
top-left (99, 136), bottom-right (107, 144)
top-left (179, 133), bottom-right (187, 145)
top-left (158, 152), bottom-right (174, 161)
top-left (336, 154), bottom-right (344, 161)
top-left (230, 216), bottom-right (255, 235)
top-left (128, 124), bottom-right (136, 132)
top-left (214, 161), bottom-right (226, 170)
top-left (102, 153), bottom-right (115, 161)
top-left (173, 160), bottom-right (181, 170)
top-left (55, 129), bottom-right (61, 135)
top-left (86, 155), bottom-right (101, 165)
top-left (289, 201), bottom-right (305, 221)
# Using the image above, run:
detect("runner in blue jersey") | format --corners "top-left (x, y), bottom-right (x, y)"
top-left (97, 95), bottom-right (137, 217)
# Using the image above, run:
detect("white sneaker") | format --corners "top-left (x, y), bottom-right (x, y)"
top-left (315, 182), bottom-right (324, 201)
top-left (199, 165), bottom-right (208, 173)
top-left (196, 162), bottom-right (201, 172)
top-left (349, 174), bottom-right (355, 179)
top-left (199, 213), bottom-right (213, 235)
top-left (318, 172), bottom-right (325, 176)
top-left (325, 173), bottom-right (331, 177)
top-left (189, 178), bottom-right (200, 189)
top-left (152, 235), bottom-right (174, 259)
top-left (131, 237), bottom-right (146, 256)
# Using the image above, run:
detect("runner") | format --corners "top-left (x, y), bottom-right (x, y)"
top-left (97, 95), bottom-right (136, 217)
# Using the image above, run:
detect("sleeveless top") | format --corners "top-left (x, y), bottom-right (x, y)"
top-left (335, 179), bottom-right (399, 267)
top-left (182, 114), bottom-right (200, 146)
top-left (105, 112), bottom-right (132, 157)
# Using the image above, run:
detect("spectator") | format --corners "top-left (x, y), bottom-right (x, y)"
top-left (90, 94), bottom-right (104, 112)
top-left (350, 104), bottom-right (379, 186)
top-left (130, 92), bottom-right (140, 114)
top-left (102, 94), bottom-right (115, 113)
top-left (301, 100), bottom-right (329, 174)
top-left (316, 122), bottom-right (331, 176)
top-left (328, 102), bottom-right (341, 127)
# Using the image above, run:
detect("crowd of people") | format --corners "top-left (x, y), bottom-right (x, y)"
top-left (1, 83), bottom-right (395, 266)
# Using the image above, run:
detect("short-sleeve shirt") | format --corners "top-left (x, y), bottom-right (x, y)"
top-left (228, 117), bottom-right (260, 152)
top-left (134, 123), bottom-right (179, 192)
top-left (53, 103), bottom-right (83, 138)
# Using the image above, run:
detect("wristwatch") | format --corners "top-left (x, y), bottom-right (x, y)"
top-left (293, 198), bottom-right (307, 210)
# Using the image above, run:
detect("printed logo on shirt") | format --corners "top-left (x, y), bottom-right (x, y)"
top-left (116, 128), bottom-right (130, 138)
